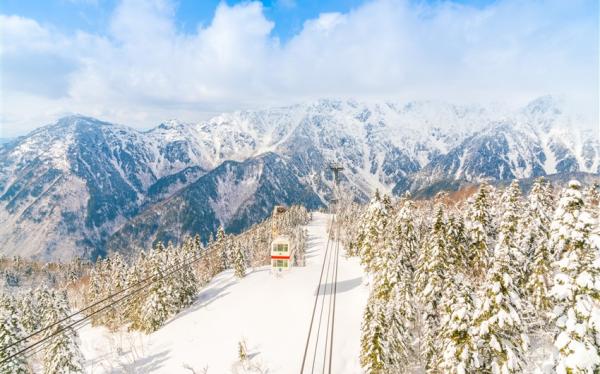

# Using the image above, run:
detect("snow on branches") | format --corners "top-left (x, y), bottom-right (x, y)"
top-left (345, 178), bottom-right (600, 373)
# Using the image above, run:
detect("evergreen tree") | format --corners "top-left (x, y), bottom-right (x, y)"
top-left (106, 253), bottom-right (127, 330)
top-left (360, 294), bottom-right (387, 374)
top-left (498, 181), bottom-right (528, 291)
top-left (524, 178), bottom-right (554, 317)
top-left (472, 184), bottom-right (528, 373)
top-left (395, 198), bottom-right (419, 273)
top-left (139, 245), bottom-right (170, 333)
top-left (372, 215), bottom-right (413, 371)
top-left (193, 234), bottom-right (203, 253)
top-left (42, 290), bottom-right (84, 374)
top-left (163, 243), bottom-right (182, 316)
top-left (390, 198), bottom-right (419, 333)
top-left (439, 275), bottom-right (478, 374)
top-left (233, 241), bottom-right (247, 278)
top-left (160, 242), bottom-right (197, 316)
top-left (549, 180), bottom-right (600, 373)
top-left (416, 207), bottom-right (449, 372)
top-left (357, 194), bottom-right (390, 273)
top-left (0, 296), bottom-right (28, 374)
top-left (178, 241), bottom-right (199, 308)
top-left (125, 250), bottom-right (148, 331)
top-left (225, 236), bottom-right (235, 269)
top-left (140, 279), bottom-right (170, 334)
top-left (216, 226), bottom-right (228, 271)
top-left (343, 202), bottom-right (364, 257)
top-left (85, 266), bottom-right (102, 326)
top-left (446, 213), bottom-right (469, 273)
top-left (359, 195), bottom-right (411, 373)
top-left (583, 183), bottom-right (599, 218)
top-left (466, 182), bottom-right (494, 279)
top-left (19, 289), bottom-right (39, 335)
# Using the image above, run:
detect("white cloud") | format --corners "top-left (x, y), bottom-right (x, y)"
top-left (0, 0), bottom-right (598, 137)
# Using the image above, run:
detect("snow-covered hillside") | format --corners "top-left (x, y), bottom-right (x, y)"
top-left (0, 97), bottom-right (598, 260)
top-left (79, 213), bottom-right (369, 373)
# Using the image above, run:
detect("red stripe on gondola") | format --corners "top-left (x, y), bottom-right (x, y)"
top-left (271, 255), bottom-right (290, 259)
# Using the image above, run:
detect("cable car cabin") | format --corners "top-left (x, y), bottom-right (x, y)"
top-left (271, 235), bottom-right (293, 271)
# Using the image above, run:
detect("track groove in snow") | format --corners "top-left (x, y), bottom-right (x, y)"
top-left (80, 213), bottom-right (368, 373)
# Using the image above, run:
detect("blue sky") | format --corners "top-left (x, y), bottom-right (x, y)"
top-left (1, 0), bottom-right (497, 41)
top-left (0, 0), bottom-right (365, 41)
top-left (1, 0), bottom-right (597, 136)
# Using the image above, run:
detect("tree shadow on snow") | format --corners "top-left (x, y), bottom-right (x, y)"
top-left (109, 349), bottom-right (170, 374)
top-left (304, 239), bottom-right (325, 259)
top-left (315, 277), bottom-right (362, 296)
top-left (163, 278), bottom-right (237, 326)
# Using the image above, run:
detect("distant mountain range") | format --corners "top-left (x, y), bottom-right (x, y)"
top-left (1, 96), bottom-right (598, 261)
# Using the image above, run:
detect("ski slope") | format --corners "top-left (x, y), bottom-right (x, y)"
top-left (80, 213), bottom-right (369, 373)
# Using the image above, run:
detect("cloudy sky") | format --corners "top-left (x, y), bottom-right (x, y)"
top-left (0, 0), bottom-right (597, 137)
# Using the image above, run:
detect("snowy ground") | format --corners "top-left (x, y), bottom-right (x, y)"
top-left (80, 213), bottom-right (369, 373)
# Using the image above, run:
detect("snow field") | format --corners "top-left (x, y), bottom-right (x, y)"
top-left (80, 212), bottom-right (368, 373)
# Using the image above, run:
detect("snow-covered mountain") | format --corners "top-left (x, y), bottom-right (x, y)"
top-left (107, 152), bottom-right (323, 257)
top-left (398, 97), bottom-right (600, 193)
top-left (0, 96), bottom-right (598, 260)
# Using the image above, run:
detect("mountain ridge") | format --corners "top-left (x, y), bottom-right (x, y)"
top-left (1, 97), bottom-right (598, 260)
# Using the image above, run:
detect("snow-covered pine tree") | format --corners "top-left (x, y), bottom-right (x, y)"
top-left (224, 235), bottom-right (235, 270)
top-left (178, 240), bottom-right (199, 308)
top-left (85, 266), bottom-right (102, 326)
top-left (163, 243), bottom-right (183, 316)
top-left (193, 234), bottom-right (203, 253)
top-left (503, 181), bottom-right (529, 288)
top-left (42, 290), bottom-right (84, 374)
top-left (383, 197), bottom-right (421, 369)
top-left (360, 293), bottom-right (387, 374)
top-left (524, 178), bottom-right (555, 319)
top-left (162, 242), bottom-right (196, 316)
top-left (233, 241), bottom-right (246, 278)
top-left (94, 257), bottom-right (114, 327)
top-left (371, 213), bottom-right (413, 371)
top-left (206, 233), bottom-right (222, 278)
top-left (34, 285), bottom-right (53, 327)
top-left (446, 213), bottom-right (469, 273)
top-left (139, 244), bottom-right (170, 333)
top-left (416, 206), bottom-right (449, 372)
top-left (0, 295), bottom-right (28, 374)
top-left (105, 253), bottom-right (127, 330)
top-left (549, 180), bottom-right (600, 373)
top-left (471, 182), bottom-right (528, 373)
top-left (439, 274), bottom-right (478, 374)
top-left (465, 182), bottom-right (494, 279)
top-left (216, 226), bottom-right (228, 271)
top-left (395, 198), bottom-right (419, 273)
top-left (357, 193), bottom-right (390, 273)
top-left (140, 279), bottom-right (170, 334)
top-left (341, 202), bottom-right (364, 257)
top-left (124, 250), bottom-right (148, 331)
top-left (18, 288), bottom-right (39, 335)
top-left (583, 183), bottom-right (599, 217)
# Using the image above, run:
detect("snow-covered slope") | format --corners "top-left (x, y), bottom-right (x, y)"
top-left (0, 116), bottom-right (209, 260)
top-left (396, 97), bottom-right (599, 194)
top-left (79, 213), bottom-right (369, 373)
top-left (107, 152), bottom-right (323, 255)
top-left (0, 97), bottom-right (598, 260)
